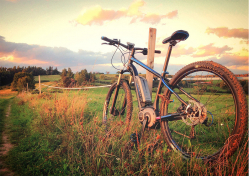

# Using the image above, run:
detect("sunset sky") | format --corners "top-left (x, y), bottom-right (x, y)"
top-left (0, 0), bottom-right (248, 74)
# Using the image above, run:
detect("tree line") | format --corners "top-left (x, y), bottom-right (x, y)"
top-left (0, 66), bottom-right (60, 86)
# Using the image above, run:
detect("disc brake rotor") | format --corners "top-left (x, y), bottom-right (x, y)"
top-left (182, 100), bottom-right (207, 126)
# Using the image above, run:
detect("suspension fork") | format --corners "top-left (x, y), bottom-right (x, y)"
top-left (120, 75), bottom-right (133, 115)
top-left (110, 70), bottom-right (123, 115)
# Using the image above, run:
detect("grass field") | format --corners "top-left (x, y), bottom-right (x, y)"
top-left (0, 75), bottom-right (248, 175)
top-left (34, 75), bottom-right (61, 82)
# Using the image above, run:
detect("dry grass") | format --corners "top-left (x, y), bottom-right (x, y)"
top-left (5, 91), bottom-right (249, 175)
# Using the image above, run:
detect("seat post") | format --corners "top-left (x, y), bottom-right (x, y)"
top-left (162, 43), bottom-right (174, 77)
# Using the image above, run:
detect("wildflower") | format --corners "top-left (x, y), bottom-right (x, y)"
top-left (156, 134), bottom-right (161, 140)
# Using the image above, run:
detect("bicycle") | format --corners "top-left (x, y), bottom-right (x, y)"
top-left (101, 30), bottom-right (247, 162)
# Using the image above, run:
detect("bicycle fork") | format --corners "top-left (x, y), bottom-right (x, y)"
top-left (109, 70), bottom-right (130, 116)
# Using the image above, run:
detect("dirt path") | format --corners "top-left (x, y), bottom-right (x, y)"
top-left (0, 104), bottom-right (14, 176)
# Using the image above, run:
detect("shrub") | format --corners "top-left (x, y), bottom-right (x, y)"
top-left (11, 72), bottom-right (35, 91)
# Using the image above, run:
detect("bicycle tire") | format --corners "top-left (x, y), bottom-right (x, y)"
top-left (103, 80), bottom-right (133, 133)
top-left (160, 61), bottom-right (247, 161)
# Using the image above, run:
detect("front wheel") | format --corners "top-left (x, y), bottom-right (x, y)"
top-left (161, 61), bottom-right (247, 161)
top-left (103, 80), bottom-right (133, 134)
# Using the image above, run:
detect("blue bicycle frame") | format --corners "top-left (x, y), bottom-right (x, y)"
top-left (110, 42), bottom-right (197, 122)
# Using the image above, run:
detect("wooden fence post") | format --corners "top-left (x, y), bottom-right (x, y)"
top-left (39, 75), bottom-right (41, 95)
top-left (146, 28), bottom-right (157, 97)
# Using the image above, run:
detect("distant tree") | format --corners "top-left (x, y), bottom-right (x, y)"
top-left (11, 72), bottom-right (35, 91)
top-left (75, 69), bottom-right (95, 86)
top-left (67, 68), bottom-right (74, 78)
top-left (62, 76), bottom-right (72, 87)
top-left (53, 67), bottom-right (60, 75)
top-left (89, 72), bottom-right (95, 83)
top-left (61, 69), bottom-right (67, 78)
top-left (74, 72), bottom-right (82, 85)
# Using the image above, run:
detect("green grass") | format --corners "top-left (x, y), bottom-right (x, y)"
top-left (1, 74), bottom-right (248, 175)
top-left (34, 75), bottom-right (61, 82)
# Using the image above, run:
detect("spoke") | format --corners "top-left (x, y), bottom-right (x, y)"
top-left (204, 94), bottom-right (222, 107)
top-left (204, 93), bottom-right (234, 107)
top-left (210, 104), bottom-right (234, 113)
top-left (204, 82), bottom-right (222, 105)
top-left (197, 71), bottom-right (206, 101)
top-left (173, 130), bottom-right (192, 139)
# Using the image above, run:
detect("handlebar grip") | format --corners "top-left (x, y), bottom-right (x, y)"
top-left (101, 36), bottom-right (113, 43)
top-left (155, 50), bottom-right (161, 54)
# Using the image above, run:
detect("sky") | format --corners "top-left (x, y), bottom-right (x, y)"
top-left (0, 0), bottom-right (249, 74)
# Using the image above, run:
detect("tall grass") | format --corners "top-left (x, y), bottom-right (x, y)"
top-left (4, 91), bottom-right (249, 175)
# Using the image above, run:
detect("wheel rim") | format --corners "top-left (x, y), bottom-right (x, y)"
top-left (164, 69), bottom-right (237, 159)
top-left (103, 83), bottom-right (130, 134)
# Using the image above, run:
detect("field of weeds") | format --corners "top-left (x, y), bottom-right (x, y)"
top-left (1, 89), bottom-right (249, 175)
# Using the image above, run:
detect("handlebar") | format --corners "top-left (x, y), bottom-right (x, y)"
top-left (101, 36), bottom-right (161, 54)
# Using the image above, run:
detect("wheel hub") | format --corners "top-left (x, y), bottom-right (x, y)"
top-left (182, 100), bottom-right (207, 126)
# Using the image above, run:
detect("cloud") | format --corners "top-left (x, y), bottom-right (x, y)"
top-left (206, 27), bottom-right (249, 39)
top-left (75, 0), bottom-right (178, 26)
top-left (5, 0), bottom-right (19, 2)
top-left (204, 47), bottom-right (249, 74)
top-left (0, 36), bottom-right (117, 72)
top-left (240, 40), bottom-right (249, 44)
top-left (205, 54), bottom-right (249, 74)
top-left (206, 55), bottom-right (248, 66)
top-left (155, 43), bottom-right (231, 58)
top-left (76, 5), bottom-right (126, 26)
top-left (192, 43), bottom-right (232, 57)
top-left (137, 10), bottom-right (178, 24)
top-left (170, 45), bottom-right (196, 57)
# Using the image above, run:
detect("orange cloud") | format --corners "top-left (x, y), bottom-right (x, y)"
top-left (76, 5), bottom-right (126, 25)
top-left (75, 0), bottom-right (178, 25)
top-left (139, 10), bottom-right (178, 24)
top-left (5, 0), bottom-right (19, 2)
top-left (168, 45), bottom-right (196, 57)
top-left (206, 27), bottom-right (249, 39)
top-left (240, 40), bottom-right (249, 44)
top-left (192, 43), bottom-right (232, 57)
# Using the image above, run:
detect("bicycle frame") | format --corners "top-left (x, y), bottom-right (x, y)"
top-left (110, 43), bottom-right (198, 121)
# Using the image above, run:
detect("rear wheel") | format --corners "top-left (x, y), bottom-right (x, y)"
top-left (161, 61), bottom-right (247, 161)
top-left (103, 80), bottom-right (133, 134)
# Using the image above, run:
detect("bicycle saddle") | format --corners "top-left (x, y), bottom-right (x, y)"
top-left (162, 30), bottom-right (189, 44)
